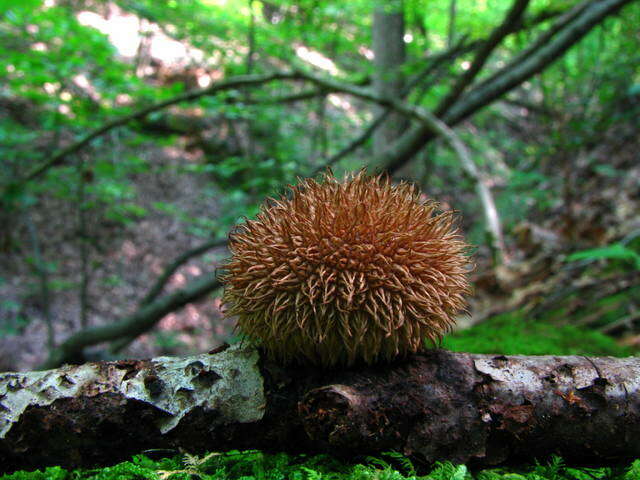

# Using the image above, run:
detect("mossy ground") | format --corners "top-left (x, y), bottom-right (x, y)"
top-left (442, 312), bottom-right (635, 357)
top-left (3, 451), bottom-right (639, 480)
top-left (3, 314), bottom-right (638, 480)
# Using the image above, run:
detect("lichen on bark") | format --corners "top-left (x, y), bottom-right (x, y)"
top-left (0, 343), bottom-right (264, 438)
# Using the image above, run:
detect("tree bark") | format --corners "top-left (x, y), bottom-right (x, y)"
top-left (372, 0), bottom-right (407, 163)
top-left (1, 345), bottom-right (639, 473)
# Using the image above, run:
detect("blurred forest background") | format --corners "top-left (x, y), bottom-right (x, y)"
top-left (0, 0), bottom-right (639, 372)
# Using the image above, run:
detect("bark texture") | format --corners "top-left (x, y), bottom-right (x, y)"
top-left (372, 0), bottom-right (407, 159)
top-left (1, 345), bottom-right (639, 473)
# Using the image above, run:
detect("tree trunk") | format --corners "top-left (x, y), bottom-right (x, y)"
top-left (372, 0), bottom-right (408, 170)
top-left (1, 345), bottom-right (639, 473)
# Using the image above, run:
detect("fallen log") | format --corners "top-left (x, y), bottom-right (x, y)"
top-left (1, 344), bottom-right (638, 473)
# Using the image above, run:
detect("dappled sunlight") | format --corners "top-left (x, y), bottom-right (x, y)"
top-left (77, 9), bottom-right (140, 58)
top-left (77, 4), bottom-right (206, 66)
top-left (42, 82), bottom-right (59, 94)
top-left (151, 297), bottom-right (232, 352)
top-left (163, 146), bottom-right (186, 159)
top-left (57, 104), bottom-right (72, 117)
top-left (170, 272), bottom-right (187, 288)
top-left (186, 265), bottom-right (202, 276)
top-left (115, 93), bottom-right (133, 106)
top-left (72, 74), bottom-right (101, 101)
top-left (358, 45), bottom-right (374, 60)
top-left (158, 304), bottom-right (204, 331)
top-left (119, 239), bottom-right (140, 260)
top-left (327, 93), bottom-right (362, 123)
top-left (295, 44), bottom-right (339, 75)
top-left (30, 42), bottom-right (47, 52)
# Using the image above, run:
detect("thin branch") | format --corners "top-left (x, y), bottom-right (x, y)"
top-left (513, 5), bottom-right (572, 30)
top-left (20, 72), bottom-right (302, 185)
top-left (259, 89), bottom-right (325, 104)
top-left (382, 0), bottom-right (632, 174)
top-left (141, 238), bottom-right (228, 307)
top-left (15, 4), bottom-right (570, 188)
top-left (406, 38), bottom-right (473, 107)
top-left (77, 156), bottom-right (90, 329)
top-left (448, 0), bottom-right (458, 47)
top-left (311, 2), bottom-right (566, 176)
top-left (24, 211), bottom-right (55, 351)
top-left (312, 111), bottom-right (389, 176)
top-left (435, 0), bottom-right (531, 116)
top-left (501, 96), bottom-right (557, 116)
top-left (10, 0), bottom-right (572, 192)
top-left (109, 237), bottom-right (228, 354)
top-left (39, 272), bottom-right (222, 370)
top-left (444, 0), bottom-right (629, 125)
top-left (600, 310), bottom-right (640, 334)
top-left (471, 0), bottom-right (592, 94)
top-left (311, 41), bottom-right (471, 177)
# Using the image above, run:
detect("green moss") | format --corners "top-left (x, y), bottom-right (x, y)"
top-left (0, 466), bottom-right (69, 480)
top-left (442, 312), bottom-right (634, 357)
top-left (2, 452), bottom-right (639, 480)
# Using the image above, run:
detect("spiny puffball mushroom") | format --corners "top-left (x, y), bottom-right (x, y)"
top-left (222, 172), bottom-right (471, 367)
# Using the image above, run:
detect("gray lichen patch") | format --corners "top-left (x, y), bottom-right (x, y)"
top-left (474, 356), bottom-right (545, 391)
top-left (123, 343), bottom-right (264, 433)
top-left (0, 343), bottom-right (264, 438)
top-left (473, 355), bottom-right (640, 400)
top-left (0, 364), bottom-right (113, 438)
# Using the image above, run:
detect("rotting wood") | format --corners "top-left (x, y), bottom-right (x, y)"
top-left (1, 346), bottom-right (639, 473)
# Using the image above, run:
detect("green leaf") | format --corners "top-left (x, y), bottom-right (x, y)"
top-left (566, 244), bottom-right (640, 270)
top-left (451, 464), bottom-right (469, 480)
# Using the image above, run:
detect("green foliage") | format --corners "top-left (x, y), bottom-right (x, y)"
top-left (566, 244), bottom-right (640, 270)
top-left (3, 451), bottom-right (640, 480)
top-left (442, 312), bottom-right (633, 357)
top-left (1, 466), bottom-right (69, 480)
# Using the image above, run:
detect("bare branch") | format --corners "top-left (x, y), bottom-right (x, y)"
top-left (310, 4), bottom-right (571, 175)
top-left (13, 1), bottom-right (576, 189)
top-left (109, 237), bottom-right (228, 354)
top-left (472, 0), bottom-right (592, 95)
top-left (39, 272), bottom-right (222, 370)
top-left (9, 2), bottom-right (576, 190)
top-left (20, 72), bottom-right (301, 185)
top-left (382, 0), bottom-right (633, 174)
top-left (258, 88), bottom-right (325, 104)
top-left (445, 0), bottom-right (630, 124)
top-left (23, 211), bottom-right (54, 350)
top-left (435, 0), bottom-right (532, 116)
top-left (141, 238), bottom-right (227, 307)
top-left (311, 111), bottom-right (390, 176)
top-left (311, 41), bottom-right (472, 177)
